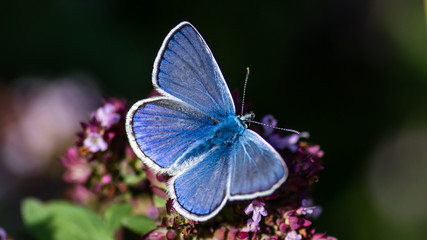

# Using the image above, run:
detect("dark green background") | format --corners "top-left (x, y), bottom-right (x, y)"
top-left (1, 0), bottom-right (427, 239)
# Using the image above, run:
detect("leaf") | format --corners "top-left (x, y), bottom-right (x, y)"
top-left (21, 198), bottom-right (52, 240)
top-left (122, 173), bottom-right (146, 185)
top-left (103, 203), bottom-right (132, 236)
top-left (121, 215), bottom-right (156, 235)
top-left (21, 198), bottom-right (113, 240)
top-left (153, 194), bottom-right (167, 208)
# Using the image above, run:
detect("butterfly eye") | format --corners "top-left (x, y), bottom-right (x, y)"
top-left (239, 112), bottom-right (255, 128)
top-left (248, 112), bottom-right (255, 120)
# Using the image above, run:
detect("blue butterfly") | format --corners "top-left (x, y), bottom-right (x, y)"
top-left (126, 22), bottom-right (288, 221)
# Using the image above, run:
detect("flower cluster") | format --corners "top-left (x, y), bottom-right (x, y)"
top-left (58, 97), bottom-right (336, 240)
top-left (61, 98), bottom-right (139, 204)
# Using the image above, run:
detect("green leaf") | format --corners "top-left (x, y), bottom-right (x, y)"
top-left (121, 215), bottom-right (156, 235)
top-left (122, 173), bottom-right (146, 185)
top-left (103, 203), bottom-right (132, 236)
top-left (21, 198), bottom-right (113, 240)
top-left (153, 194), bottom-right (167, 208)
top-left (21, 198), bottom-right (52, 239)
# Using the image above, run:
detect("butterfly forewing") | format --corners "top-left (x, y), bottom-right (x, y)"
top-left (153, 22), bottom-right (235, 120)
top-left (126, 97), bottom-right (216, 172)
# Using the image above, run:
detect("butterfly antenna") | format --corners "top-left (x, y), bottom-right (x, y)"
top-left (245, 119), bottom-right (301, 135)
top-left (241, 67), bottom-right (250, 115)
top-left (239, 67), bottom-right (299, 135)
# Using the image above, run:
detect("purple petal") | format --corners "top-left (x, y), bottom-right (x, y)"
top-left (262, 115), bottom-right (277, 136)
top-left (279, 223), bottom-right (288, 232)
top-left (244, 203), bottom-right (254, 215)
top-left (260, 208), bottom-right (268, 217)
top-left (302, 219), bottom-right (312, 227)
top-left (246, 219), bottom-right (260, 232)
top-left (285, 230), bottom-right (302, 240)
top-left (95, 103), bottom-right (121, 128)
top-left (288, 134), bottom-right (300, 144)
top-left (252, 210), bottom-right (261, 223)
top-left (83, 132), bottom-right (108, 152)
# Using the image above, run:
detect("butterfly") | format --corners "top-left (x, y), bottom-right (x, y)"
top-left (126, 21), bottom-right (288, 221)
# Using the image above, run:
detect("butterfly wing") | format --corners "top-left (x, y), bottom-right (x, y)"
top-left (126, 97), bottom-right (217, 172)
top-left (169, 129), bottom-right (288, 221)
top-left (153, 21), bottom-right (235, 120)
top-left (169, 146), bottom-right (230, 221)
top-left (228, 129), bottom-right (288, 200)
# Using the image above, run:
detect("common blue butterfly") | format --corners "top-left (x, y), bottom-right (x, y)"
top-left (126, 22), bottom-right (288, 221)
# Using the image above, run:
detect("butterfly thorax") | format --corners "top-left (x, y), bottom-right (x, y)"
top-left (209, 115), bottom-right (246, 147)
top-left (173, 115), bottom-right (246, 172)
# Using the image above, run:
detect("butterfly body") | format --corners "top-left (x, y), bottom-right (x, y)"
top-left (126, 22), bottom-right (288, 221)
top-left (212, 115), bottom-right (245, 142)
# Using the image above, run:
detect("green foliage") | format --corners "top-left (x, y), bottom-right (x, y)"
top-left (21, 198), bottom-right (146, 240)
top-left (103, 203), bottom-right (133, 236)
top-left (153, 194), bottom-right (167, 208)
top-left (121, 215), bottom-right (156, 235)
top-left (22, 198), bottom-right (113, 240)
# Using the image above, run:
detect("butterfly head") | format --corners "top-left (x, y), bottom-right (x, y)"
top-left (239, 112), bottom-right (255, 129)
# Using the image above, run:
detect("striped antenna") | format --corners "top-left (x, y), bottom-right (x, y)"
top-left (245, 120), bottom-right (300, 135)
top-left (240, 67), bottom-right (250, 115)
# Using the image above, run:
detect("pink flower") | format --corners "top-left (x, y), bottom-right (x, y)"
top-left (145, 229), bottom-right (166, 240)
top-left (296, 199), bottom-right (322, 219)
top-left (83, 132), bottom-right (107, 152)
top-left (283, 209), bottom-right (312, 231)
top-left (246, 219), bottom-right (260, 232)
top-left (311, 230), bottom-right (338, 240)
top-left (213, 226), bottom-right (226, 240)
top-left (277, 218), bottom-right (288, 232)
top-left (285, 230), bottom-right (302, 240)
top-left (244, 200), bottom-right (268, 232)
top-left (166, 229), bottom-right (177, 240)
top-left (306, 145), bottom-right (324, 158)
top-left (69, 185), bottom-right (94, 204)
top-left (227, 228), bottom-right (239, 240)
top-left (288, 216), bottom-right (311, 230)
top-left (237, 231), bottom-right (249, 240)
top-left (95, 174), bottom-right (112, 192)
top-left (93, 103), bottom-right (121, 128)
top-left (61, 147), bottom-right (91, 184)
top-left (245, 200), bottom-right (268, 223)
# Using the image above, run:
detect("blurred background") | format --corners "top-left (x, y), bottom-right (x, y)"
top-left (1, 0), bottom-right (427, 239)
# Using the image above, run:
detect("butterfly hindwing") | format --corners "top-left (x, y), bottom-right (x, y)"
top-left (153, 22), bottom-right (235, 120)
top-left (169, 128), bottom-right (288, 221)
top-left (228, 129), bottom-right (288, 199)
top-left (126, 97), bottom-right (217, 172)
top-left (170, 146), bottom-right (230, 221)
